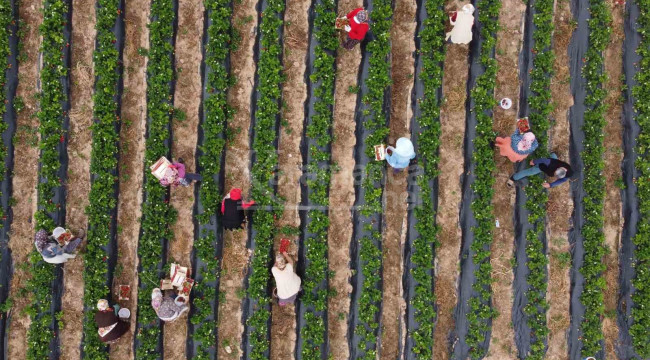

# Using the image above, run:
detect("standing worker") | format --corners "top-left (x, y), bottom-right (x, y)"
top-left (221, 188), bottom-right (256, 230)
top-left (385, 137), bottom-right (416, 173)
top-left (507, 155), bottom-right (573, 188)
top-left (271, 251), bottom-right (302, 306)
top-left (341, 8), bottom-right (369, 49)
top-left (446, 4), bottom-right (475, 44)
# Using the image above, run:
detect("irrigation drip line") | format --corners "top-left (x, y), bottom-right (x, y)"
top-left (0, 0), bottom-right (19, 356)
top-left (618, 0), bottom-right (642, 358)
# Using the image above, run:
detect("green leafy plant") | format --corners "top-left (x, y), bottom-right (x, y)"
top-left (26, 0), bottom-right (68, 358)
top-left (80, 0), bottom-right (123, 358)
top-left (134, 0), bottom-right (177, 358)
top-left (463, 0), bottom-right (501, 356)
top-left (246, 0), bottom-right (285, 358)
top-left (299, 0), bottom-right (336, 358)
top-left (631, 0), bottom-right (650, 355)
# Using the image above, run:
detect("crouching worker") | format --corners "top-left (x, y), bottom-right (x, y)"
top-left (342, 8), bottom-right (369, 49)
top-left (272, 252), bottom-right (301, 306)
top-left (34, 227), bottom-right (84, 264)
top-left (95, 299), bottom-right (130, 344)
top-left (507, 155), bottom-right (573, 188)
top-left (446, 4), bottom-right (475, 44)
top-left (161, 158), bottom-right (202, 187)
top-left (151, 288), bottom-right (189, 322)
top-left (221, 188), bottom-right (255, 230)
top-left (385, 137), bottom-right (416, 173)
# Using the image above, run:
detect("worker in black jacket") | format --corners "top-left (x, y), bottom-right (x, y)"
top-left (221, 188), bottom-right (255, 230)
top-left (507, 155), bottom-right (573, 188)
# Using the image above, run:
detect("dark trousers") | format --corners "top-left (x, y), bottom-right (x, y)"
top-left (342, 36), bottom-right (360, 49)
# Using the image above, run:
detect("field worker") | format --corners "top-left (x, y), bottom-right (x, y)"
top-left (342, 8), bottom-right (369, 49)
top-left (151, 288), bottom-right (189, 322)
top-left (507, 155), bottom-right (574, 188)
top-left (95, 299), bottom-right (130, 343)
top-left (221, 188), bottom-right (256, 230)
top-left (494, 129), bottom-right (538, 163)
top-left (161, 158), bottom-right (202, 187)
top-left (34, 227), bottom-right (84, 264)
top-left (385, 137), bottom-right (416, 173)
top-left (446, 4), bottom-right (474, 44)
top-left (272, 252), bottom-right (301, 306)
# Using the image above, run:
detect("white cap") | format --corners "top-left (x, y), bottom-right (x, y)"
top-left (394, 137), bottom-right (415, 158)
top-left (52, 227), bottom-right (66, 239)
top-left (462, 3), bottom-right (475, 13)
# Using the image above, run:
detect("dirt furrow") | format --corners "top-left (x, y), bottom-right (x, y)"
top-left (378, 0), bottom-right (416, 356)
top-left (109, 1), bottom-right (151, 358)
top-left (269, 0), bottom-right (309, 357)
top-left (5, 0), bottom-right (42, 358)
top-left (601, 0), bottom-right (624, 357)
top-left (484, 0), bottom-right (525, 357)
top-left (326, 0), bottom-right (362, 356)
top-left (545, 0), bottom-right (573, 358)
top-left (59, 0), bottom-right (96, 357)
top-left (432, 17), bottom-right (468, 359)
top-left (160, 0), bottom-right (204, 357)
top-left (215, 0), bottom-right (258, 355)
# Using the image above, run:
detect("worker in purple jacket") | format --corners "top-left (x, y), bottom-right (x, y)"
top-left (507, 155), bottom-right (573, 188)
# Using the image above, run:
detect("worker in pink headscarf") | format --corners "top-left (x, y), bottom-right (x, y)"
top-left (221, 188), bottom-right (256, 230)
top-left (494, 129), bottom-right (538, 163)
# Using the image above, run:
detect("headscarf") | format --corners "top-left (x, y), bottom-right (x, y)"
top-left (462, 3), bottom-right (475, 14)
top-left (517, 132), bottom-right (536, 152)
top-left (151, 288), bottom-right (163, 310)
top-left (97, 299), bottom-right (109, 311)
top-left (230, 188), bottom-right (242, 201)
top-left (52, 227), bottom-right (66, 240)
top-left (394, 137), bottom-right (416, 158)
top-left (356, 10), bottom-right (368, 23)
top-left (34, 229), bottom-right (50, 253)
top-left (275, 254), bottom-right (287, 269)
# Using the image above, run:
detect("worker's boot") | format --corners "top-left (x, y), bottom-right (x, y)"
top-left (506, 175), bottom-right (515, 188)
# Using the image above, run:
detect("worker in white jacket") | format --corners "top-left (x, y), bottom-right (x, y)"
top-left (446, 4), bottom-right (475, 44)
top-left (272, 252), bottom-right (302, 306)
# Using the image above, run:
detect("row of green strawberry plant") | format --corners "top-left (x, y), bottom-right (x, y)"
top-left (246, 0), bottom-right (284, 357)
top-left (299, 0), bottom-right (336, 357)
top-left (521, 0), bottom-right (554, 357)
top-left (26, 0), bottom-right (70, 358)
top-left (630, 0), bottom-right (650, 355)
top-left (135, 0), bottom-right (177, 358)
top-left (464, 0), bottom-right (501, 356)
top-left (353, 1), bottom-right (392, 358)
top-left (0, 0), bottom-right (14, 229)
top-left (82, 0), bottom-right (123, 357)
top-left (188, 0), bottom-right (234, 356)
top-left (576, 0), bottom-right (610, 356)
top-left (406, 0), bottom-right (445, 357)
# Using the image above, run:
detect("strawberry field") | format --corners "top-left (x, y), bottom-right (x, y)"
top-left (0, 0), bottom-right (649, 358)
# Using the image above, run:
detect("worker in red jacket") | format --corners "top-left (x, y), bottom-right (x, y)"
top-left (342, 8), bottom-right (369, 49)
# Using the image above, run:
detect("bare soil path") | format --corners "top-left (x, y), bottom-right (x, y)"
top-left (601, 0), bottom-right (624, 356)
top-left (109, 1), bottom-right (151, 358)
top-left (378, 0), bottom-right (416, 356)
top-left (485, 0), bottom-right (525, 357)
top-left (546, 0), bottom-right (574, 357)
top-left (269, 0), bottom-right (309, 356)
top-left (326, 0), bottom-right (361, 356)
top-left (161, 0), bottom-right (205, 358)
top-left (215, 0), bottom-right (258, 355)
top-left (6, 0), bottom-right (42, 358)
top-left (432, 18), bottom-right (469, 359)
top-left (59, 0), bottom-right (96, 357)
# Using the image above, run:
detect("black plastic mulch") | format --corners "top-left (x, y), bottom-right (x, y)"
top-left (0, 0), bottom-right (19, 357)
top-left (185, 3), bottom-right (228, 357)
top-left (566, 0), bottom-right (592, 356)
top-left (451, 0), bottom-right (495, 356)
top-left (618, 0), bottom-right (642, 358)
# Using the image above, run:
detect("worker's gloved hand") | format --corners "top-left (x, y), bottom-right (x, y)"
top-left (542, 182), bottom-right (550, 189)
top-left (344, 25), bottom-right (351, 32)
top-left (529, 160), bottom-right (535, 166)
top-left (386, 148), bottom-right (393, 156)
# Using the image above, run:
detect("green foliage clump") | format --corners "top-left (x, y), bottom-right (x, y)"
top-left (135, 0), bottom-right (177, 358)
